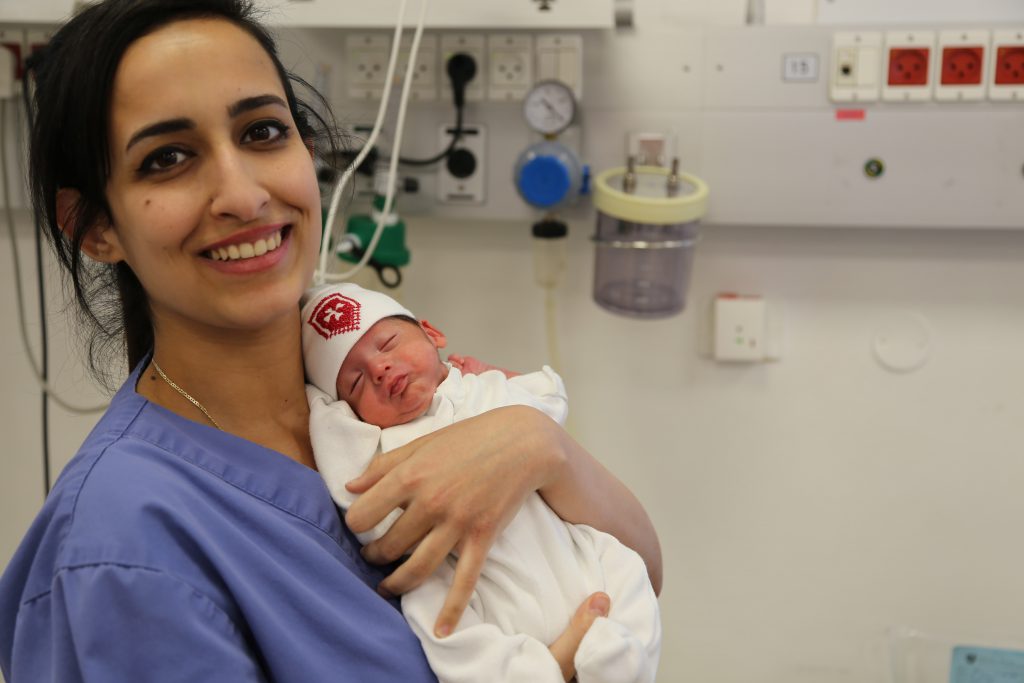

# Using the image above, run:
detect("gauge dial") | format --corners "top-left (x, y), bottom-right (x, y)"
top-left (523, 80), bottom-right (577, 136)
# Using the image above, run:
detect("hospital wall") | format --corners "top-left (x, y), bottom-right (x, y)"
top-left (4, 2), bottom-right (1024, 682)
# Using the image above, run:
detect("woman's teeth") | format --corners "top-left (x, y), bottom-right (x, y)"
top-left (207, 230), bottom-right (284, 261)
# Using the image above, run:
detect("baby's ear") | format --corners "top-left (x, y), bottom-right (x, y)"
top-left (419, 320), bottom-right (447, 350)
top-left (57, 188), bottom-right (126, 264)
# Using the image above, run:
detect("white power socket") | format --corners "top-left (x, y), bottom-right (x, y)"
top-left (714, 295), bottom-right (766, 363)
top-left (396, 34), bottom-right (438, 103)
top-left (346, 34), bottom-right (391, 100)
top-left (487, 34), bottom-right (533, 101)
top-left (437, 124), bottom-right (485, 205)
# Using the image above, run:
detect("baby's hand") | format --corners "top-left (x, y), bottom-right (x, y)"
top-left (447, 354), bottom-right (519, 378)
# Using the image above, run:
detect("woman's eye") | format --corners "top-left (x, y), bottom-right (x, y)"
top-left (140, 148), bottom-right (189, 174)
top-left (243, 120), bottom-right (290, 144)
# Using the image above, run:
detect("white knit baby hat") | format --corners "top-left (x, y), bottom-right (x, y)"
top-left (301, 283), bottom-right (414, 400)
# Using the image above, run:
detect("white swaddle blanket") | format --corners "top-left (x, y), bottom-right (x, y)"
top-left (307, 366), bottom-right (661, 683)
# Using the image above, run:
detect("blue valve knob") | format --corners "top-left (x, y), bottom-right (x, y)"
top-left (514, 141), bottom-right (582, 210)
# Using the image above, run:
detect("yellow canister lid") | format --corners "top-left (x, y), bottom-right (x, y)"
top-left (594, 165), bottom-right (709, 225)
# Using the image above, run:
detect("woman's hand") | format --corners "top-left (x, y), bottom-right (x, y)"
top-left (549, 592), bottom-right (611, 682)
top-left (344, 405), bottom-right (567, 637)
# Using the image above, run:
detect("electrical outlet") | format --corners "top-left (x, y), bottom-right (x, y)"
top-left (346, 34), bottom-right (391, 100)
top-left (888, 48), bottom-right (930, 86)
top-left (941, 47), bottom-right (984, 85)
top-left (713, 295), bottom-right (766, 363)
top-left (487, 34), bottom-right (533, 102)
top-left (935, 30), bottom-right (989, 102)
top-left (990, 30), bottom-right (1024, 101)
top-left (829, 32), bottom-right (882, 103)
top-left (437, 124), bottom-right (485, 205)
top-left (995, 46), bottom-right (1024, 84)
top-left (882, 31), bottom-right (935, 102)
top-left (441, 34), bottom-right (485, 103)
top-left (395, 34), bottom-right (438, 103)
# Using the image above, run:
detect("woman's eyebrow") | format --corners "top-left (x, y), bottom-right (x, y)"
top-left (125, 118), bottom-right (194, 152)
top-left (228, 94), bottom-right (288, 118)
top-left (123, 95), bottom-right (287, 152)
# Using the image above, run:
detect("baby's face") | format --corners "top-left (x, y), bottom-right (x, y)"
top-left (336, 317), bottom-right (448, 428)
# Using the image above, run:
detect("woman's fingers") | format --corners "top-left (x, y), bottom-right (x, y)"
top-left (376, 524), bottom-right (459, 597)
top-left (359, 501), bottom-right (434, 565)
top-left (344, 438), bottom-right (422, 494)
top-left (548, 592), bottom-right (611, 681)
top-left (432, 540), bottom-right (488, 637)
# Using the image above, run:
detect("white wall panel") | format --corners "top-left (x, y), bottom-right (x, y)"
top-left (817, 0), bottom-right (1024, 26)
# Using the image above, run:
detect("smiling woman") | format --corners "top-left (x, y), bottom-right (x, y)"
top-left (0, 1), bottom-right (663, 681)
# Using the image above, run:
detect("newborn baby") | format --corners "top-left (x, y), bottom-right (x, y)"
top-left (302, 283), bottom-right (661, 683)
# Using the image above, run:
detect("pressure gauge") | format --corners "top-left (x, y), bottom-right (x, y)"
top-left (523, 80), bottom-right (576, 136)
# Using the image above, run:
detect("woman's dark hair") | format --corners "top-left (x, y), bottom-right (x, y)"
top-left (29, 0), bottom-right (337, 388)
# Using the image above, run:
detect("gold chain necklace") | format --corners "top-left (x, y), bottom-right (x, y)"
top-left (151, 359), bottom-right (224, 431)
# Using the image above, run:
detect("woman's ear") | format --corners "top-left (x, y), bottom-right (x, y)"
top-left (57, 188), bottom-right (126, 264)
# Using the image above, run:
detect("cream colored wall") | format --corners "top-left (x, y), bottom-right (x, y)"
top-left (395, 217), bottom-right (1024, 683)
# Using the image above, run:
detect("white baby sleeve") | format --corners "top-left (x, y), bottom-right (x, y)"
top-left (572, 528), bottom-right (662, 683)
top-left (504, 365), bottom-right (569, 425)
top-left (401, 562), bottom-right (566, 683)
top-left (306, 385), bottom-right (402, 544)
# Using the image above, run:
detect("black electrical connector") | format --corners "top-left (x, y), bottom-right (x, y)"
top-left (398, 52), bottom-right (477, 167)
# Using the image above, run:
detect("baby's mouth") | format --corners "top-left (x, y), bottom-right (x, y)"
top-left (389, 375), bottom-right (408, 398)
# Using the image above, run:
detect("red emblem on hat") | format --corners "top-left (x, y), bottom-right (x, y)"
top-left (307, 293), bottom-right (361, 340)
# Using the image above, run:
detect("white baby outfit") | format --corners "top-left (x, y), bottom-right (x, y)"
top-left (307, 365), bottom-right (662, 683)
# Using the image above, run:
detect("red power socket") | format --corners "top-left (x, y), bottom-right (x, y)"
top-left (888, 47), bottom-right (930, 86)
top-left (994, 46), bottom-right (1024, 85)
top-left (941, 46), bottom-right (984, 85)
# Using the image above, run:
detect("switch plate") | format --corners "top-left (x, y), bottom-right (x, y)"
top-left (536, 34), bottom-right (583, 98)
top-left (487, 34), bottom-right (533, 101)
top-left (437, 124), bottom-right (485, 205)
top-left (782, 53), bottom-right (819, 82)
top-left (626, 131), bottom-right (674, 167)
top-left (714, 295), bottom-right (766, 363)
top-left (830, 31), bottom-right (882, 103)
top-left (989, 29), bottom-right (1024, 101)
top-left (441, 34), bottom-right (486, 103)
top-left (882, 30), bottom-right (936, 102)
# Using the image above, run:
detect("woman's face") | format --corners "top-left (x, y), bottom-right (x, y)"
top-left (99, 18), bottom-right (321, 336)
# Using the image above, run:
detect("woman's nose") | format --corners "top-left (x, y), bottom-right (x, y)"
top-left (207, 149), bottom-right (271, 222)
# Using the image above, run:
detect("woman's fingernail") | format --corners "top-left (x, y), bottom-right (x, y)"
top-left (377, 585), bottom-right (394, 600)
top-left (435, 624), bottom-right (452, 638)
top-left (589, 594), bottom-right (610, 616)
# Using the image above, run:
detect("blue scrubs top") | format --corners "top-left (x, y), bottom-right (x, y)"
top-left (0, 360), bottom-right (437, 682)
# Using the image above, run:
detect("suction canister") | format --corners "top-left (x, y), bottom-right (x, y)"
top-left (592, 159), bottom-right (709, 318)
